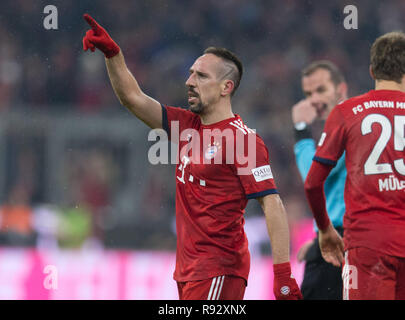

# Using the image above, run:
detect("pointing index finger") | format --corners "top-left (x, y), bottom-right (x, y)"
top-left (83, 14), bottom-right (101, 34)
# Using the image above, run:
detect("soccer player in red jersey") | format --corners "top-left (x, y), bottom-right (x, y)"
top-left (305, 32), bottom-right (405, 300)
top-left (82, 14), bottom-right (302, 300)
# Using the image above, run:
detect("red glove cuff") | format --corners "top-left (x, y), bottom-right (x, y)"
top-left (273, 262), bottom-right (291, 276)
top-left (273, 262), bottom-right (303, 299)
top-left (104, 44), bottom-right (120, 59)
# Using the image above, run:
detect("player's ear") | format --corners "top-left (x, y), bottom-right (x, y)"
top-left (369, 65), bottom-right (376, 80)
top-left (221, 79), bottom-right (234, 97)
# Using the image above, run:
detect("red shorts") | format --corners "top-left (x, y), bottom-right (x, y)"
top-left (177, 275), bottom-right (246, 300)
top-left (343, 247), bottom-right (405, 300)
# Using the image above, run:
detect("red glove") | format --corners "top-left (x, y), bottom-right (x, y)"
top-left (273, 262), bottom-right (303, 300)
top-left (82, 14), bottom-right (120, 58)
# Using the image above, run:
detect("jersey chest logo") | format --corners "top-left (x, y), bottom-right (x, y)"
top-left (204, 142), bottom-right (221, 160)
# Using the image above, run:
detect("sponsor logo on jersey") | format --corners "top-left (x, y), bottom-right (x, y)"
top-left (251, 165), bottom-right (273, 182)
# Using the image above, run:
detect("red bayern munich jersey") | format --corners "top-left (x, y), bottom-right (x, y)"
top-left (314, 90), bottom-right (405, 257)
top-left (161, 105), bottom-right (277, 282)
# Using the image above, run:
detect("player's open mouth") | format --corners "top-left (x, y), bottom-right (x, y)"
top-left (188, 92), bottom-right (199, 103)
top-left (317, 103), bottom-right (328, 117)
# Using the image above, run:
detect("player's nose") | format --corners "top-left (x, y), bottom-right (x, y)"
top-left (309, 93), bottom-right (322, 106)
top-left (185, 73), bottom-right (196, 88)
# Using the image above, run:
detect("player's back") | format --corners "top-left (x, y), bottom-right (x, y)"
top-left (317, 89), bottom-right (405, 256)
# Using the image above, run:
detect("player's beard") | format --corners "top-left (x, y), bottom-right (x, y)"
top-left (188, 91), bottom-right (207, 114)
top-left (188, 89), bottom-right (219, 115)
top-left (189, 100), bottom-right (206, 114)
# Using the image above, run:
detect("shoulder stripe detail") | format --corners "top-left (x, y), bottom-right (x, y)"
top-left (229, 119), bottom-right (256, 135)
top-left (230, 122), bottom-right (247, 135)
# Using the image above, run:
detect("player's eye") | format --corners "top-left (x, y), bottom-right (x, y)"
top-left (197, 72), bottom-right (207, 78)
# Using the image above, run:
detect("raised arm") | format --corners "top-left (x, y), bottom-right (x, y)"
top-left (82, 14), bottom-right (162, 129)
top-left (257, 194), bottom-right (303, 300)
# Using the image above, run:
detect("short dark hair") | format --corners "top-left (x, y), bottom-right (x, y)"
top-left (204, 47), bottom-right (243, 96)
top-left (370, 31), bottom-right (405, 83)
top-left (301, 60), bottom-right (345, 86)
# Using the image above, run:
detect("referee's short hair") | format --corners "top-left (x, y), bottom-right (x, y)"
top-left (301, 60), bottom-right (345, 87)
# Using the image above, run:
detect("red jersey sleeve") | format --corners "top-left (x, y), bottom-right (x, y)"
top-left (234, 133), bottom-right (278, 199)
top-left (161, 105), bottom-right (199, 141)
top-left (314, 106), bottom-right (347, 166)
top-left (304, 161), bottom-right (334, 231)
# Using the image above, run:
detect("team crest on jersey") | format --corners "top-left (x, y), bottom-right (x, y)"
top-left (205, 142), bottom-right (221, 160)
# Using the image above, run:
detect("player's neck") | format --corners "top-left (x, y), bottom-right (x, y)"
top-left (200, 101), bottom-right (234, 125)
top-left (375, 80), bottom-right (405, 93)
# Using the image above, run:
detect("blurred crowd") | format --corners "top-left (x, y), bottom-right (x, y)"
top-left (0, 0), bottom-right (403, 252)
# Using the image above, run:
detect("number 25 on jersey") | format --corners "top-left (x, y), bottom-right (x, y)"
top-left (361, 114), bottom-right (405, 175)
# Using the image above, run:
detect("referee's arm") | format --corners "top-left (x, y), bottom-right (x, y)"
top-left (293, 122), bottom-right (316, 181)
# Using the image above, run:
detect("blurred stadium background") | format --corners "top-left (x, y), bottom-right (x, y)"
top-left (0, 0), bottom-right (402, 299)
